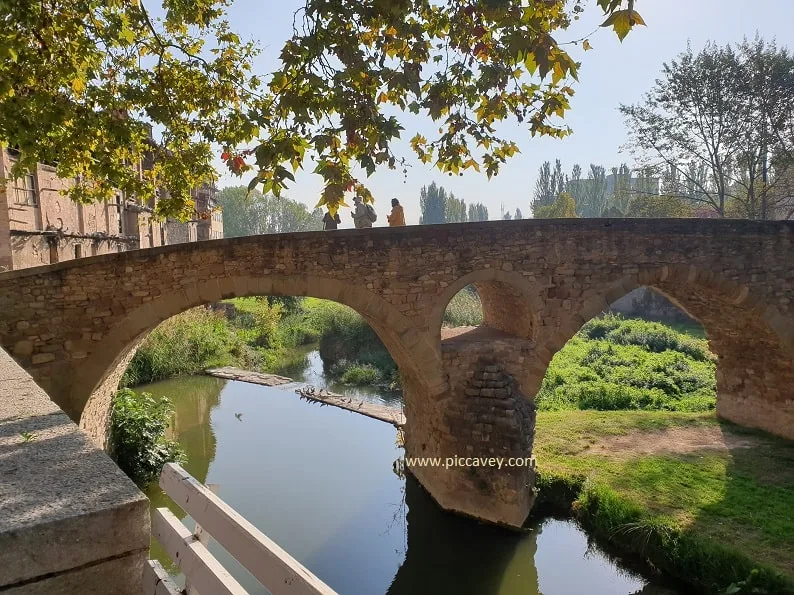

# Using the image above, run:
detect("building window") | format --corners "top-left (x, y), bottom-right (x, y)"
top-left (14, 173), bottom-right (37, 206)
top-left (74, 245), bottom-right (82, 259)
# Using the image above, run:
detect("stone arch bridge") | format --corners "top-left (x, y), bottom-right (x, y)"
top-left (1, 219), bottom-right (793, 527)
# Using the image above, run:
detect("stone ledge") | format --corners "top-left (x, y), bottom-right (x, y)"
top-left (0, 347), bottom-right (149, 589)
top-left (1, 550), bottom-right (146, 595)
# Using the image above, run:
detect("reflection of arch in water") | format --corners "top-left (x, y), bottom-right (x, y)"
top-left (387, 476), bottom-right (539, 594)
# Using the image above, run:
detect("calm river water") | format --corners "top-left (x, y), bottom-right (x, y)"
top-left (142, 350), bottom-right (677, 595)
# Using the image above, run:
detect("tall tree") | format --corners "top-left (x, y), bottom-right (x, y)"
top-left (621, 38), bottom-right (794, 219)
top-left (532, 158), bottom-right (568, 216)
top-left (0, 0), bottom-right (263, 218)
top-left (0, 1), bottom-right (646, 218)
top-left (552, 159), bottom-right (567, 198)
top-left (445, 194), bottom-right (467, 223)
top-left (607, 164), bottom-right (633, 214)
top-left (566, 163), bottom-right (584, 209)
top-left (579, 164), bottom-right (608, 217)
top-left (468, 202), bottom-right (489, 222)
top-left (217, 186), bottom-right (323, 236)
top-left (535, 192), bottom-right (578, 218)
top-left (634, 166), bottom-right (661, 197)
top-left (419, 182), bottom-right (448, 224)
top-left (514, 208), bottom-right (523, 220)
top-left (532, 161), bottom-right (555, 215)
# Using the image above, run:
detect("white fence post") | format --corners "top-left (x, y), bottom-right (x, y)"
top-left (185, 483), bottom-right (219, 595)
top-left (148, 463), bottom-right (337, 595)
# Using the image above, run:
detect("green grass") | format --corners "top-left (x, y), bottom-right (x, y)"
top-left (537, 315), bottom-right (716, 413)
top-left (443, 285), bottom-right (483, 327)
top-left (534, 410), bottom-right (794, 593)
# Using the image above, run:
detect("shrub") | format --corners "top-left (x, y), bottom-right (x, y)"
top-left (226, 297), bottom-right (284, 348)
top-left (121, 308), bottom-right (253, 387)
top-left (305, 299), bottom-right (398, 378)
top-left (110, 388), bottom-right (185, 487)
top-left (340, 362), bottom-right (381, 385)
top-left (275, 312), bottom-right (322, 347)
top-left (581, 314), bottom-right (713, 362)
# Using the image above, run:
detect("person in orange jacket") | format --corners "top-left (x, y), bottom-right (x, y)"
top-left (387, 198), bottom-right (406, 227)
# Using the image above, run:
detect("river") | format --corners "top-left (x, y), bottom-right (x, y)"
top-left (142, 349), bottom-right (677, 595)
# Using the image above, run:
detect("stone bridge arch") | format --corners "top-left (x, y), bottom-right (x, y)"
top-left (2, 219), bottom-right (793, 528)
top-left (529, 265), bottom-right (794, 439)
top-left (429, 268), bottom-right (543, 341)
top-left (75, 274), bottom-right (444, 445)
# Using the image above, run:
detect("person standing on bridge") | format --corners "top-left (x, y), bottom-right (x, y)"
top-left (351, 195), bottom-right (376, 229)
top-left (387, 198), bottom-right (406, 227)
top-left (323, 210), bottom-right (341, 230)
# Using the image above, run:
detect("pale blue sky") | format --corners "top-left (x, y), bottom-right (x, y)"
top-left (214, 1), bottom-right (794, 225)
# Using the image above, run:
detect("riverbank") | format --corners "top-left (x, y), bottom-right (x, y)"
top-left (532, 410), bottom-right (794, 594)
top-left (120, 297), bottom-right (398, 389)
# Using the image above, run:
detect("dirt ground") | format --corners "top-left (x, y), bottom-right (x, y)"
top-left (588, 424), bottom-right (764, 458)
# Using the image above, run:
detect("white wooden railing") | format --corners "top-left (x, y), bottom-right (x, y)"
top-left (144, 463), bottom-right (338, 595)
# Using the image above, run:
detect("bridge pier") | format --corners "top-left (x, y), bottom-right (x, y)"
top-left (404, 328), bottom-right (538, 528)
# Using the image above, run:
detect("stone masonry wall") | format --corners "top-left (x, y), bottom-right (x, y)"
top-left (0, 219), bottom-right (792, 439)
top-left (0, 347), bottom-right (148, 594)
top-left (417, 328), bottom-right (537, 526)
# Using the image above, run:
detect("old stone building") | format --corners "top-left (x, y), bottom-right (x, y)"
top-left (0, 148), bottom-right (222, 271)
top-left (193, 183), bottom-right (223, 241)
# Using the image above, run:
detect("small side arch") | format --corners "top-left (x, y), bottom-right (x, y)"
top-left (429, 269), bottom-right (543, 340)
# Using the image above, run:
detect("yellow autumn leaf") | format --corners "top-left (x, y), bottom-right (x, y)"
top-left (463, 159), bottom-right (480, 172)
top-left (600, 9), bottom-right (646, 42)
top-left (551, 62), bottom-right (565, 84)
top-left (583, 39), bottom-right (593, 51)
top-left (71, 77), bottom-right (86, 95)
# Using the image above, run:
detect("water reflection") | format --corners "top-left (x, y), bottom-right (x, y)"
top-left (282, 347), bottom-right (403, 407)
top-left (139, 370), bottom-right (673, 594)
top-left (387, 475), bottom-right (536, 594)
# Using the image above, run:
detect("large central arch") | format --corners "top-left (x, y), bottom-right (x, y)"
top-left (76, 274), bottom-right (445, 446)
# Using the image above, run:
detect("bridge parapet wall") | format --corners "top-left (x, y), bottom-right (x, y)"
top-left (0, 347), bottom-right (148, 593)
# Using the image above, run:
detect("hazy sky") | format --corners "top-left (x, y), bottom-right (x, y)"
top-left (213, 0), bottom-right (794, 225)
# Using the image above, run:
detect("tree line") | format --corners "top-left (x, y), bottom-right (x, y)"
top-left (419, 182), bottom-right (490, 224)
top-left (217, 186), bottom-right (324, 236)
top-left (533, 37), bottom-right (794, 220)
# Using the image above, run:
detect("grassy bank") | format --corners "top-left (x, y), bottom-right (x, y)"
top-left (443, 285), bottom-right (483, 327)
top-left (121, 297), bottom-right (397, 388)
top-left (533, 410), bottom-right (794, 594)
top-left (537, 315), bottom-right (716, 412)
